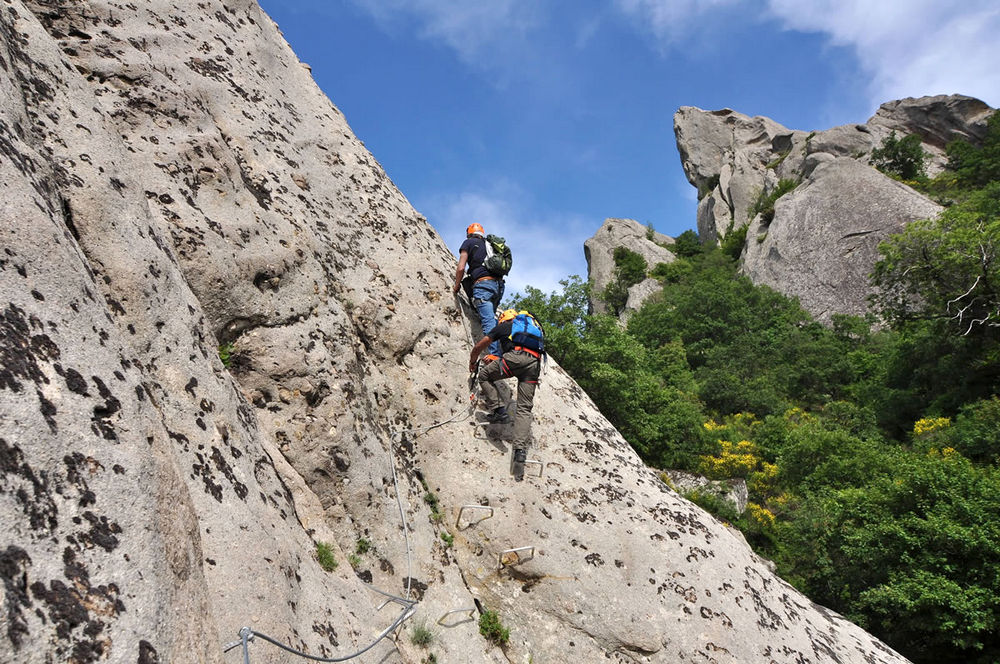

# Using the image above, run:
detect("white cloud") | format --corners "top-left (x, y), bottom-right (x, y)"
top-left (765, 0), bottom-right (1000, 109)
top-left (347, 0), bottom-right (542, 66)
top-left (612, 0), bottom-right (744, 45)
top-left (421, 184), bottom-right (592, 298)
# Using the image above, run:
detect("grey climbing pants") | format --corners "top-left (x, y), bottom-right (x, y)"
top-left (479, 350), bottom-right (541, 451)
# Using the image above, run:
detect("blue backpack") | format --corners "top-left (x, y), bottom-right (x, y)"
top-left (509, 312), bottom-right (544, 353)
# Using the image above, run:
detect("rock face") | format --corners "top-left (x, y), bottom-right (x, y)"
top-left (0, 2), bottom-right (909, 664)
top-left (674, 95), bottom-right (993, 322)
top-left (743, 159), bottom-right (943, 322)
top-left (584, 218), bottom-right (675, 316)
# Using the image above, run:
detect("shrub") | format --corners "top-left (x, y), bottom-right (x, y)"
top-left (683, 487), bottom-right (739, 523)
top-left (315, 542), bottom-right (338, 572)
top-left (410, 621), bottom-right (434, 647)
top-left (218, 342), bottom-right (235, 368)
top-left (601, 247), bottom-right (648, 316)
top-left (355, 537), bottom-right (372, 555)
top-left (651, 259), bottom-right (693, 283)
top-left (671, 229), bottom-right (703, 258)
top-left (747, 178), bottom-right (799, 224)
top-left (698, 174), bottom-right (721, 200)
top-left (478, 609), bottom-right (510, 646)
top-left (720, 224), bottom-right (748, 260)
top-left (440, 531), bottom-right (454, 548)
top-left (871, 131), bottom-right (928, 180)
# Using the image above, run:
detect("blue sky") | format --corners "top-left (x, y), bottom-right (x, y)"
top-left (257, 0), bottom-right (999, 296)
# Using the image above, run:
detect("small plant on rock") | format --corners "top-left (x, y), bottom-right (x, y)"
top-left (218, 342), bottom-right (235, 368)
top-left (410, 621), bottom-right (434, 647)
top-left (355, 537), bottom-right (372, 555)
top-left (478, 609), bottom-right (510, 646)
top-left (315, 542), bottom-right (338, 572)
top-left (424, 491), bottom-right (443, 523)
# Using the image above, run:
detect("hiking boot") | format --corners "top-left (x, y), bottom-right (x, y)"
top-left (512, 448), bottom-right (527, 481)
top-left (485, 407), bottom-right (509, 423)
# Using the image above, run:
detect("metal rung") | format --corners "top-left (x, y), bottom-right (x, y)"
top-left (455, 504), bottom-right (494, 530)
top-left (498, 546), bottom-right (535, 569)
top-left (523, 459), bottom-right (543, 477)
top-left (437, 607), bottom-right (477, 627)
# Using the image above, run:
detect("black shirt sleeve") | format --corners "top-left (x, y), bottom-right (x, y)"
top-left (487, 319), bottom-right (513, 341)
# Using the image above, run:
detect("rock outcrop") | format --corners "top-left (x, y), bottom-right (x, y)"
top-left (674, 95), bottom-right (994, 322)
top-left (584, 218), bottom-right (675, 316)
top-left (1, 2), bottom-right (909, 663)
top-left (742, 159), bottom-right (942, 322)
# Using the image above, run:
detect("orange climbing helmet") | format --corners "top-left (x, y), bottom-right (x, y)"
top-left (466, 223), bottom-right (484, 237)
top-left (497, 309), bottom-right (518, 324)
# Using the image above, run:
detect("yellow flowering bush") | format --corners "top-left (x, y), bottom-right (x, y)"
top-left (749, 461), bottom-right (779, 496)
top-left (913, 417), bottom-right (951, 436)
top-left (745, 502), bottom-right (776, 528)
top-left (698, 439), bottom-right (759, 479)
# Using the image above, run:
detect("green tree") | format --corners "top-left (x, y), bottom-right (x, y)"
top-left (562, 315), bottom-right (708, 467)
top-left (945, 110), bottom-right (1000, 190)
top-left (780, 449), bottom-right (1000, 664)
top-left (872, 183), bottom-right (1000, 335)
top-left (629, 249), bottom-right (857, 416)
top-left (871, 130), bottom-right (928, 180)
top-left (601, 246), bottom-right (648, 315)
top-left (671, 229), bottom-right (703, 257)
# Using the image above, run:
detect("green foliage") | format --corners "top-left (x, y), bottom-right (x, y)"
top-left (719, 224), bottom-right (748, 260)
top-left (872, 182), bottom-right (1000, 335)
top-left (440, 531), bottom-right (454, 547)
top-left (423, 491), bottom-right (444, 523)
top-left (315, 542), bottom-right (338, 572)
top-left (410, 621), bottom-right (434, 647)
top-left (698, 174), bottom-right (720, 200)
top-left (478, 609), bottom-right (510, 646)
top-left (747, 178), bottom-right (799, 224)
top-left (218, 342), bottom-right (235, 368)
top-left (871, 130), bottom-right (928, 180)
top-left (650, 259), bottom-right (693, 283)
top-left (566, 314), bottom-right (708, 468)
top-left (348, 553), bottom-right (361, 569)
top-left (671, 229), bottom-right (703, 257)
top-left (945, 110), bottom-right (1000, 190)
top-left (682, 487), bottom-right (739, 523)
top-left (629, 249), bottom-right (856, 417)
top-left (936, 396), bottom-right (1000, 464)
top-left (601, 246), bottom-right (648, 315)
top-left (355, 537), bottom-right (371, 555)
top-left (780, 450), bottom-right (1000, 664)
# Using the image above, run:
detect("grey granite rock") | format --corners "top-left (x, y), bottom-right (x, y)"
top-left (742, 158), bottom-right (942, 323)
top-left (584, 218), bottom-right (675, 315)
top-left (674, 96), bottom-right (993, 322)
top-left (0, 1), bottom-right (910, 663)
top-left (868, 95), bottom-right (994, 174)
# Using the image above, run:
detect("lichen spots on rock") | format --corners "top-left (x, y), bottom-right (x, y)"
top-left (0, 303), bottom-right (58, 392)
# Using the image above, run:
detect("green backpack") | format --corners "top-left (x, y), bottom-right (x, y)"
top-left (483, 234), bottom-right (512, 277)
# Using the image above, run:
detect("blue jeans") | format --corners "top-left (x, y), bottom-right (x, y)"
top-left (472, 278), bottom-right (501, 357)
